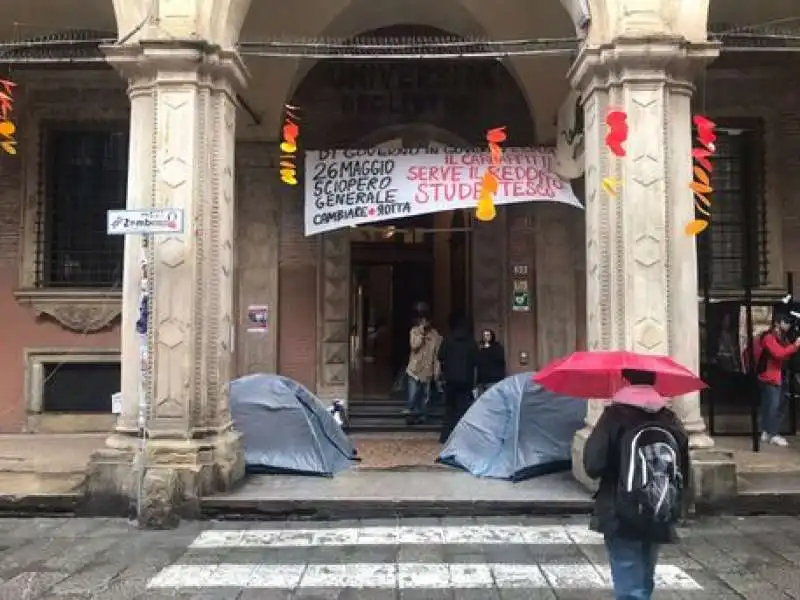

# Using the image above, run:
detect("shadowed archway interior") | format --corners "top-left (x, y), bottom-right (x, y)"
top-left (288, 24), bottom-right (537, 148)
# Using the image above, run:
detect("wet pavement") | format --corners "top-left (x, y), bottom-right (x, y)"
top-left (0, 515), bottom-right (798, 598)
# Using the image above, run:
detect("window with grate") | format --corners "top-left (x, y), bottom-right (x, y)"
top-left (697, 118), bottom-right (768, 291)
top-left (35, 123), bottom-right (129, 288)
top-left (42, 361), bottom-right (119, 412)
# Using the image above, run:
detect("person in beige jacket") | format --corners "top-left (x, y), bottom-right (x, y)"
top-left (402, 314), bottom-right (441, 422)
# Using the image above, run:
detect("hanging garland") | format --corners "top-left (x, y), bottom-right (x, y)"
top-left (0, 79), bottom-right (17, 156)
top-left (685, 115), bottom-right (717, 236)
top-left (279, 104), bottom-right (300, 186)
top-left (601, 109), bottom-right (627, 198)
top-left (476, 126), bottom-right (507, 222)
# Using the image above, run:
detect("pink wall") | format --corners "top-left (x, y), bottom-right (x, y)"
top-left (0, 265), bottom-right (120, 432)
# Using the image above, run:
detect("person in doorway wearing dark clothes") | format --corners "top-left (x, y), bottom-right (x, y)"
top-left (476, 328), bottom-right (506, 396)
top-left (584, 369), bottom-right (690, 600)
top-left (437, 314), bottom-right (478, 443)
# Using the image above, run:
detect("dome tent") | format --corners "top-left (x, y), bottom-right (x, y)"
top-left (230, 374), bottom-right (358, 476)
top-left (438, 373), bottom-right (586, 481)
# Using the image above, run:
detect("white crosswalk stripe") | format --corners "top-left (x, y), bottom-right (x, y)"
top-left (148, 523), bottom-right (703, 592)
top-left (190, 524), bottom-right (598, 548)
top-left (148, 563), bottom-right (702, 590)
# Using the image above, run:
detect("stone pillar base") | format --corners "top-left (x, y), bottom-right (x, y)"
top-left (571, 426), bottom-right (598, 492)
top-left (690, 449), bottom-right (738, 511)
top-left (84, 429), bottom-right (244, 528)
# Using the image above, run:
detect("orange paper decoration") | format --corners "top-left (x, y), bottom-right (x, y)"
top-left (279, 104), bottom-right (300, 185)
top-left (0, 79), bottom-right (17, 156)
top-left (685, 115), bottom-right (717, 236)
top-left (476, 127), bottom-right (506, 222)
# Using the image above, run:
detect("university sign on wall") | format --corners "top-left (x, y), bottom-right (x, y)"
top-left (304, 147), bottom-right (583, 235)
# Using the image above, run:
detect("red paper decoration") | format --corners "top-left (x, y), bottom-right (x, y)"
top-left (601, 109), bottom-right (628, 198)
top-left (685, 115), bottom-right (717, 236)
top-left (605, 110), bottom-right (628, 158)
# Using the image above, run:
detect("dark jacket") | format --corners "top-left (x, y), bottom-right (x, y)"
top-left (477, 342), bottom-right (506, 385)
top-left (584, 403), bottom-right (690, 543)
top-left (437, 328), bottom-right (478, 387)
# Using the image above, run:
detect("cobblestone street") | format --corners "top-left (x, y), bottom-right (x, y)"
top-left (0, 516), bottom-right (798, 598)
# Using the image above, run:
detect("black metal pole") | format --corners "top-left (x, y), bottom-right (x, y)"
top-left (702, 253), bottom-right (714, 436)
top-left (788, 272), bottom-right (797, 435)
top-left (740, 129), bottom-right (759, 451)
top-left (744, 285), bottom-right (758, 451)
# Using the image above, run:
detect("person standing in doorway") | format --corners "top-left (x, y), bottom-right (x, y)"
top-left (476, 328), bottom-right (506, 397)
top-left (754, 313), bottom-right (800, 447)
top-left (437, 314), bottom-right (478, 443)
top-left (403, 312), bottom-right (441, 424)
top-left (584, 369), bottom-right (690, 600)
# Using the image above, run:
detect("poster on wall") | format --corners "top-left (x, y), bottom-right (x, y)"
top-left (247, 305), bottom-right (269, 333)
top-left (304, 147), bottom-right (583, 236)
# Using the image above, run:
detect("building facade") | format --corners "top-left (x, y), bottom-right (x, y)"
top-left (0, 0), bottom-right (797, 521)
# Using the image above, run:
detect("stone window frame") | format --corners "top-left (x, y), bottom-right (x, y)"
top-left (23, 347), bottom-right (120, 433)
top-left (12, 71), bottom-right (130, 334)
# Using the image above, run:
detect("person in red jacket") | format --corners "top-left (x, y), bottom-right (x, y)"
top-left (758, 314), bottom-right (800, 447)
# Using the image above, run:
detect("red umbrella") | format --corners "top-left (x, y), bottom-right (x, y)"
top-left (533, 351), bottom-right (707, 398)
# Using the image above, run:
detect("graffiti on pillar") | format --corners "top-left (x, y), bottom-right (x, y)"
top-left (476, 126), bottom-right (506, 222)
top-left (685, 116), bottom-right (717, 237)
top-left (0, 79), bottom-right (17, 156)
top-left (602, 109), bottom-right (627, 198)
top-left (279, 104), bottom-right (301, 186)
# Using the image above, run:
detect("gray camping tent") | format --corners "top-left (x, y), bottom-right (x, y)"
top-left (438, 372), bottom-right (586, 481)
top-left (229, 374), bottom-right (358, 476)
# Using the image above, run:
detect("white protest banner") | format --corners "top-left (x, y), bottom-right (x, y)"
top-left (304, 147), bottom-right (582, 236)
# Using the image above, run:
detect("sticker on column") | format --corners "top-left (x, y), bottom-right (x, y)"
top-left (0, 78), bottom-right (18, 155)
top-left (247, 305), bottom-right (269, 333)
top-left (476, 126), bottom-right (507, 222)
top-left (280, 104), bottom-right (301, 186)
top-left (685, 115), bottom-right (717, 236)
top-left (602, 110), bottom-right (627, 198)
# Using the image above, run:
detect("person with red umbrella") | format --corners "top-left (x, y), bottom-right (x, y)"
top-left (583, 368), bottom-right (690, 600)
top-left (534, 350), bottom-right (707, 399)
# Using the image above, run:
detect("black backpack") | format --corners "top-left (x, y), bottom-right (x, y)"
top-left (615, 422), bottom-right (684, 530)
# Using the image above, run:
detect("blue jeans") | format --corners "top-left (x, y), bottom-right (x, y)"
top-left (406, 376), bottom-right (430, 415)
top-left (605, 536), bottom-right (659, 600)
top-left (760, 381), bottom-right (785, 437)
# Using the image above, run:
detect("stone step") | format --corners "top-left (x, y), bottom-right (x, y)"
top-left (0, 434), bottom-right (104, 499)
top-left (348, 404), bottom-right (445, 417)
top-left (346, 418), bottom-right (442, 433)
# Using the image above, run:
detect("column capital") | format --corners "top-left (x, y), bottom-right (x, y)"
top-left (568, 38), bottom-right (720, 95)
top-left (100, 41), bottom-right (249, 92)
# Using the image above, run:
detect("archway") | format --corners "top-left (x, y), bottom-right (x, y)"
top-left (289, 24), bottom-right (537, 427)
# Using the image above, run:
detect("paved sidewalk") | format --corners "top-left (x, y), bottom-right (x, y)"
top-left (0, 516), bottom-right (797, 598)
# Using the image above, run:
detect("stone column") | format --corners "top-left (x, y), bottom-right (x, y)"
top-left (115, 77), bottom-right (154, 434)
top-left (87, 42), bottom-right (246, 527)
top-left (569, 39), bottom-right (730, 491)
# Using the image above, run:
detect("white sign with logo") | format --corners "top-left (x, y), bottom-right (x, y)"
top-left (304, 147), bottom-right (583, 236)
top-left (107, 208), bottom-right (184, 235)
